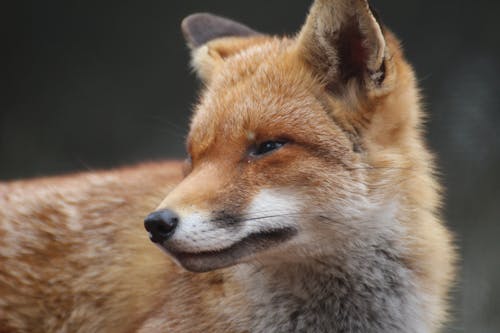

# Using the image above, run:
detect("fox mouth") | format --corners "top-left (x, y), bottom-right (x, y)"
top-left (162, 227), bottom-right (297, 272)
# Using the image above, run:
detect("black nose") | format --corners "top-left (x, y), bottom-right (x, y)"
top-left (144, 209), bottom-right (179, 244)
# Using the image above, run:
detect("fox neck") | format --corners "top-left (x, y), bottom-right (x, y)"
top-left (233, 239), bottom-right (429, 333)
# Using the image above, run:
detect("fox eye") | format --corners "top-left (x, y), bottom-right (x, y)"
top-left (252, 140), bottom-right (287, 157)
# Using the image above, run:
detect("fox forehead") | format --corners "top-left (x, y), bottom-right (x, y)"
top-left (187, 39), bottom-right (348, 159)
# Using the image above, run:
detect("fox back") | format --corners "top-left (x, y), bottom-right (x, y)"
top-left (1, 0), bottom-right (455, 332)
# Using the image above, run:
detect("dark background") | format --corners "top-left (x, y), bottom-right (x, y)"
top-left (1, 1), bottom-right (499, 331)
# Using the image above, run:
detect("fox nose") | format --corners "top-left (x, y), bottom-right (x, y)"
top-left (144, 209), bottom-right (179, 244)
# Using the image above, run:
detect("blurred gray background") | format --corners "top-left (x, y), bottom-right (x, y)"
top-left (1, 1), bottom-right (499, 331)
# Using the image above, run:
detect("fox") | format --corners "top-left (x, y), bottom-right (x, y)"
top-left (0, 0), bottom-right (456, 332)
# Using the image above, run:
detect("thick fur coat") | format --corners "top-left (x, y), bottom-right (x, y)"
top-left (0, 1), bottom-right (455, 332)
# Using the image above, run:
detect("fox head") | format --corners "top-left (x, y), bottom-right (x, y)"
top-left (145, 0), bottom-right (430, 273)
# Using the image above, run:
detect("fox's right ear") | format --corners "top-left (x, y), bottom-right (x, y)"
top-left (181, 13), bottom-right (261, 82)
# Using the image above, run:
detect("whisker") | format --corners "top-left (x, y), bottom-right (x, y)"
top-left (345, 166), bottom-right (413, 171)
top-left (208, 211), bottom-right (346, 225)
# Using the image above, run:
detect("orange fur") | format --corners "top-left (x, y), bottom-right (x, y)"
top-left (1, 1), bottom-right (455, 332)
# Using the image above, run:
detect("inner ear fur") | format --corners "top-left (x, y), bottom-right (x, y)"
top-left (297, 0), bottom-right (389, 94)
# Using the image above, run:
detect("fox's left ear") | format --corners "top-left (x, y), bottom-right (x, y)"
top-left (182, 13), bottom-right (262, 82)
top-left (297, 0), bottom-right (391, 94)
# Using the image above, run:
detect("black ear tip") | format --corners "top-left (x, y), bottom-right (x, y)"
top-left (181, 12), bottom-right (260, 49)
top-left (181, 13), bottom-right (214, 36)
top-left (181, 13), bottom-right (212, 48)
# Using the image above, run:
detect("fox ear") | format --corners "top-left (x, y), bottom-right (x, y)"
top-left (182, 13), bottom-right (261, 81)
top-left (182, 13), bottom-right (258, 49)
top-left (297, 0), bottom-right (388, 94)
